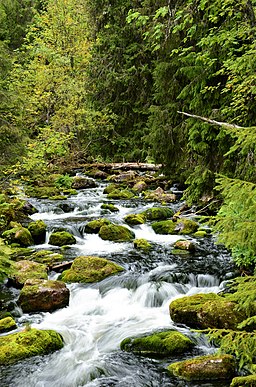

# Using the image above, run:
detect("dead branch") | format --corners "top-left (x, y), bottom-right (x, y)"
top-left (177, 111), bottom-right (245, 130)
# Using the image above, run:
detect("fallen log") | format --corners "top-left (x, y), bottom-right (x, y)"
top-left (81, 162), bottom-right (162, 172)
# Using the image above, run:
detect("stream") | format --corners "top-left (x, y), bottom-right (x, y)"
top-left (0, 179), bottom-right (235, 387)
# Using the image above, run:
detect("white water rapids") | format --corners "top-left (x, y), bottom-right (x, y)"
top-left (1, 182), bottom-right (234, 387)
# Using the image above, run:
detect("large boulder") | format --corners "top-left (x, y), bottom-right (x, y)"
top-left (152, 218), bottom-right (198, 235)
top-left (0, 317), bottom-right (17, 333)
top-left (72, 176), bottom-right (97, 189)
top-left (167, 354), bottom-right (236, 381)
top-left (49, 231), bottom-right (76, 246)
top-left (27, 220), bottom-right (47, 244)
top-left (84, 218), bottom-right (111, 234)
top-left (132, 180), bottom-right (147, 193)
top-left (0, 328), bottom-right (63, 366)
top-left (59, 256), bottom-right (124, 283)
top-left (99, 224), bottom-right (135, 242)
top-left (124, 213), bottom-right (146, 225)
top-left (169, 293), bottom-right (244, 330)
top-left (9, 260), bottom-right (48, 288)
top-left (18, 279), bottom-right (70, 313)
top-left (120, 330), bottom-right (194, 358)
top-left (2, 224), bottom-right (33, 247)
top-left (143, 207), bottom-right (174, 221)
top-left (144, 187), bottom-right (176, 203)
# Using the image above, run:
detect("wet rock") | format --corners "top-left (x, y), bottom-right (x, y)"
top-left (194, 230), bottom-right (208, 238)
top-left (124, 213), bottom-right (146, 225)
top-left (72, 176), bottom-right (97, 189)
top-left (84, 218), bottom-right (111, 234)
top-left (152, 217), bottom-right (198, 235)
top-left (27, 220), bottom-right (47, 244)
top-left (18, 279), bottom-right (70, 313)
top-left (174, 240), bottom-right (196, 251)
top-left (108, 171), bottom-right (138, 183)
top-left (101, 203), bottom-right (119, 212)
top-left (134, 238), bottom-right (152, 251)
top-left (103, 183), bottom-right (120, 194)
top-left (2, 224), bottom-right (33, 247)
top-left (169, 293), bottom-right (244, 329)
top-left (132, 180), bottom-right (147, 193)
top-left (107, 189), bottom-right (134, 200)
top-left (0, 328), bottom-right (63, 366)
top-left (0, 317), bottom-right (17, 333)
top-left (121, 330), bottom-right (194, 358)
top-left (142, 207), bottom-right (174, 221)
top-left (230, 374), bottom-right (256, 387)
top-left (167, 354), bottom-right (236, 381)
top-left (144, 187), bottom-right (176, 203)
top-left (28, 250), bottom-right (64, 268)
top-left (59, 256), bottom-right (124, 283)
top-left (152, 220), bottom-right (176, 234)
top-left (99, 224), bottom-right (135, 242)
top-left (9, 260), bottom-right (48, 288)
top-left (85, 168), bottom-right (108, 180)
top-left (49, 231), bottom-right (76, 246)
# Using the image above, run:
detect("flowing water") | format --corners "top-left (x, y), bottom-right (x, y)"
top-left (0, 180), bottom-right (235, 387)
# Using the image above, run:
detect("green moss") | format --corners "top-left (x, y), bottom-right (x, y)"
top-left (24, 186), bottom-right (61, 199)
top-left (134, 239), bottom-right (152, 251)
top-left (84, 218), bottom-right (111, 234)
top-left (99, 224), bottom-right (135, 242)
top-left (120, 330), bottom-right (194, 358)
top-left (101, 203), bottom-right (119, 212)
top-left (194, 231), bottom-right (208, 238)
top-left (0, 317), bottom-right (17, 333)
top-left (167, 354), bottom-right (236, 381)
top-left (28, 220), bottom-right (47, 244)
top-left (0, 328), bottom-right (63, 366)
top-left (28, 250), bottom-right (64, 267)
top-left (48, 195), bottom-right (68, 200)
top-left (124, 213), bottom-right (146, 225)
top-left (107, 189), bottom-right (134, 200)
top-left (12, 260), bottom-right (48, 286)
top-left (59, 256), bottom-right (124, 283)
top-left (152, 220), bottom-right (176, 234)
top-left (223, 276), bottom-right (256, 317)
top-left (230, 374), bottom-right (256, 387)
top-left (143, 207), bottom-right (174, 221)
top-left (2, 226), bottom-right (34, 247)
top-left (152, 218), bottom-right (199, 235)
top-left (49, 231), bottom-right (76, 246)
top-left (103, 183), bottom-right (120, 194)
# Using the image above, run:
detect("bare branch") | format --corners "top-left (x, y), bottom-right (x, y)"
top-left (177, 111), bottom-right (245, 130)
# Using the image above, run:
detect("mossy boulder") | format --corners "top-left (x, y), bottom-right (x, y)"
top-left (99, 224), bottom-right (135, 242)
top-left (194, 230), bottom-right (208, 238)
top-left (169, 293), bottom-right (244, 329)
top-left (124, 213), bottom-right (146, 225)
top-left (86, 168), bottom-right (108, 180)
top-left (59, 255), bottom-right (124, 283)
top-left (120, 330), bottom-right (194, 358)
top-left (174, 240), bottom-right (196, 251)
top-left (9, 260), bottom-right (48, 288)
top-left (0, 328), bottom-right (63, 366)
top-left (108, 171), bottom-right (137, 183)
top-left (72, 176), bottom-right (97, 189)
top-left (167, 354), bottom-right (236, 381)
top-left (134, 238), bottom-right (152, 251)
top-left (103, 183), bottom-right (120, 194)
top-left (49, 231), bottom-right (76, 246)
top-left (132, 180), bottom-right (147, 193)
top-left (144, 187), bottom-right (176, 203)
top-left (18, 279), bottom-right (70, 313)
top-left (28, 250), bottom-right (64, 267)
top-left (230, 374), bottom-right (256, 387)
top-left (2, 224), bottom-right (34, 247)
top-left (84, 218), bottom-right (111, 234)
top-left (152, 218), bottom-right (198, 235)
top-left (0, 317), bottom-right (17, 333)
top-left (24, 186), bottom-right (60, 199)
top-left (143, 207), bottom-right (174, 221)
top-left (27, 220), bottom-right (47, 244)
top-left (107, 189), bottom-right (134, 200)
top-left (101, 203), bottom-right (119, 212)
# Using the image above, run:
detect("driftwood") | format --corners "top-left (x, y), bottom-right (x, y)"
top-left (51, 261), bottom-right (72, 272)
top-left (81, 162), bottom-right (162, 172)
top-left (177, 111), bottom-right (244, 130)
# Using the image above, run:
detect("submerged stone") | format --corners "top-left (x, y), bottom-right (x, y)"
top-left (99, 224), bottom-right (135, 242)
top-left (49, 231), bottom-right (76, 246)
top-left (18, 279), bottom-right (70, 313)
top-left (120, 330), bottom-right (194, 358)
top-left (59, 256), bottom-right (124, 283)
top-left (169, 293), bottom-right (244, 330)
top-left (167, 354), bottom-right (236, 381)
top-left (0, 328), bottom-right (63, 366)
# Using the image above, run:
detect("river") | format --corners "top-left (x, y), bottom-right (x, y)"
top-left (0, 179), bottom-right (235, 387)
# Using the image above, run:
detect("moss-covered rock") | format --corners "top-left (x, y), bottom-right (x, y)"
top-left (9, 260), bottom-right (48, 288)
top-left (0, 328), bottom-right (63, 366)
top-left (24, 186), bottom-right (61, 199)
top-left (103, 183), bottom-right (120, 194)
top-left (230, 374), bottom-right (256, 387)
top-left (108, 171), bottom-right (137, 183)
top-left (143, 207), bottom-right (174, 221)
top-left (84, 218), bottom-right (111, 234)
top-left (99, 224), bottom-right (135, 242)
top-left (169, 293), bottom-right (244, 329)
top-left (2, 225), bottom-right (34, 247)
top-left (27, 220), bottom-right (47, 244)
top-left (107, 189), bottom-right (134, 200)
top-left (49, 231), bottom-right (76, 246)
top-left (144, 187), bottom-right (176, 203)
top-left (132, 180), bottom-right (147, 193)
top-left (194, 230), bottom-right (208, 238)
top-left (174, 240), bottom-right (196, 251)
top-left (18, 279), bottom-right (70, 313)
top-left (0, 317), bottom-right (17, 333)
top-left (134, 238), bottom-right (152, 251)
top-left (124, 213), bottom-right (146, 225)
top-left (101, 203), bottom-right (119, 212)
top-left (28, 250), bottom-right (64, 267)
top-left (59, 256), bottom-right (124, 283)
top-left (167, 354), bottom-right (236, 381)
top-left (85, 168), bottom-right (108, 180)
top-left (72, 176), bottom-right (97, 189)
top-left (152, 218), bottom-right (198, 235)
top-left (120, 330), bottom-right (194, 358)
